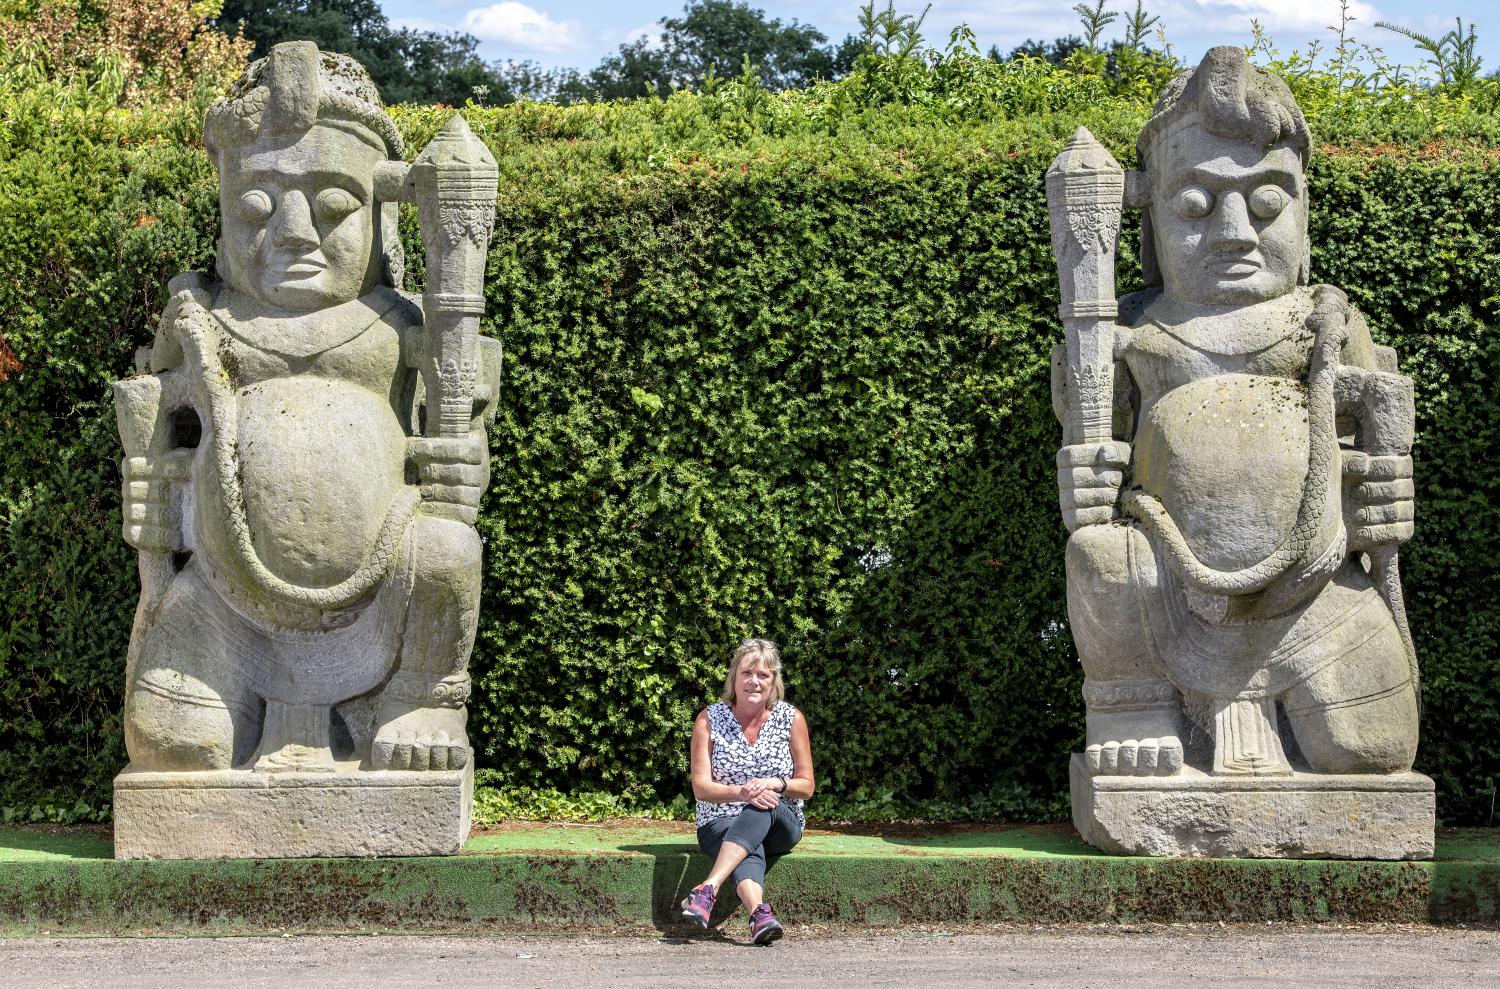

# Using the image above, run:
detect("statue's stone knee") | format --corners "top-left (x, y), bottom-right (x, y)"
top-left (126, 678), bottom-right (259, 771)
top-left (1065, 523), bottom-right (1134, 590)
top-left (1285, 687), bottom-right (1418, 774)
top-left (411, 515), bottom-right (482, 598)
top-left (1066, 524), bottom-right (1161, 681)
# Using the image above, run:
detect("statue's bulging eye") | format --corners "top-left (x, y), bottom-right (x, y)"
top-left (1249, 184), bottom-right (1290, 220)
top-left (1169, 185), bottom-right (1213, 219)
top-left (238, 189), bottom-right (273, 223)
top-left (315, 188), bottom-right (362, 222)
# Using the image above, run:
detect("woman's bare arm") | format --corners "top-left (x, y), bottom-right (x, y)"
top-left (783, 709), bottom-right (816, 801)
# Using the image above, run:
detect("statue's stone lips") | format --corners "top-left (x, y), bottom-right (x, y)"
top-left (1203, 255), bottom-right (1262, 277)
top-left (276, 257), bottom-right (327, 276)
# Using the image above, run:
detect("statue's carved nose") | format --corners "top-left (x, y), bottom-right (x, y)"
top-left (1209, 190), bottom-right (1257, 251)
top-left (270, 190), bottom-right (319, 251)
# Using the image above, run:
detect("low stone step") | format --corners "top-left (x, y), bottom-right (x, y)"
top-left (1, 823), bottom-right (1495, 934)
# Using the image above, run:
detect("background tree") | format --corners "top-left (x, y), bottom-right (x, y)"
top-left (565, 0), bottom-right (860, 101)
top-left (1000, 36), bottom-right (1085, 64)
top-left (214, 0), bottom-right (527, 105)
top-left (0, 0), bottom-right (251, 103)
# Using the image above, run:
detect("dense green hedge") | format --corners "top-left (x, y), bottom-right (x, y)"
top-left (2, 92), bottom-right (1497, 824)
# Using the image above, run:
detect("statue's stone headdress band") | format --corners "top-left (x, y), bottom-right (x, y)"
top-left (204, 41), bottom-right (404, 160)
top-left (1137, 46), bottom-right (1311, 168)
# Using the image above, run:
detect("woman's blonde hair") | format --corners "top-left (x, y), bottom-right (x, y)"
top-left (720, 638), bottom-right (785, 708)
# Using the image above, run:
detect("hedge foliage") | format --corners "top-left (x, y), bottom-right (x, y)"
top-left (2, 76), bottom-right (1498, 824)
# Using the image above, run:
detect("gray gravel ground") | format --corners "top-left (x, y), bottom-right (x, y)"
top-left (2, 927), bottom-right (1498, 988)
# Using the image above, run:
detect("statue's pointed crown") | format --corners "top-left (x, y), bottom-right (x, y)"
top-left (204, 41), bottom-right (403, 160)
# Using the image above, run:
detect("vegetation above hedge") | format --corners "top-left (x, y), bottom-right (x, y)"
top-left (1, 16), bottom-right (1499, 825)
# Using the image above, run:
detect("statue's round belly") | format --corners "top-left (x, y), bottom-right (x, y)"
top-left (1134, 374), bottom-right (1309, 572)
top-left (231, 377), bottom-right (408, 589)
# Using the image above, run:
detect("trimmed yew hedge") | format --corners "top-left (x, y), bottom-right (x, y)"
top-left (2, 94), bottom-right (1497, 823)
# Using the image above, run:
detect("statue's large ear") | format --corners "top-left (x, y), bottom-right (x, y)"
top-left (380, 201), bottom-right (405, 288)
top-left (1127, 169), bottom-right (1163, 287)
top-left (1298, 207), bottom-right (1311, 285)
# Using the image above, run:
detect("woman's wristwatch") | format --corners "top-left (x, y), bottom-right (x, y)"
top-left (776, 776), bottom-right (788, 793)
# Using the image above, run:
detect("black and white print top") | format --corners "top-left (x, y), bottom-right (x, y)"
top-left (696, 700), bottom-right (805, 829)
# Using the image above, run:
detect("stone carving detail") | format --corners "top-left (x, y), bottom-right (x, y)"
top-left (441, 204), bottom-right (496, 248)
top-left (1049, 48), bottom-right (1432, 859)
top-left (111, 41), bottom-right (499, 860)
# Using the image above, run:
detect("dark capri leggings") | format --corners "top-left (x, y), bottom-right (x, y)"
top-left (696, 803), bottom-right (803, 889)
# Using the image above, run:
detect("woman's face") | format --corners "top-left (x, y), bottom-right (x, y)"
top-left (736, 659), bottom-right (775, 709)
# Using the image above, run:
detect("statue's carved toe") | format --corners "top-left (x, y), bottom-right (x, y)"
top-left (373, 733), bottom-right (468, 771)
top-left (371, 704), bottom-right (469, 771)
top-left (1086, 735), bottom-right (1183, 776)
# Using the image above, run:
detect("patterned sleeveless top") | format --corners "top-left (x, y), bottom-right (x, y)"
top-left (696, 701), bottom-right (805, 829)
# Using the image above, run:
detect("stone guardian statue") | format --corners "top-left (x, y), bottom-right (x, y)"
top-left (110, 41), bottom-right (499, 859)
top-left (1048, 48), bottom-right (1433, 858)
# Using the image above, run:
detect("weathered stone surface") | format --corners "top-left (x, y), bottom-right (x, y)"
top-left (1070, 754), bottom-right (1434, 860)
top-left (111, 41), bottom-right (497, 859)
top-left (113, 765), bottom-right (473, 860)
top-left (1048, 48), bottom-right (1428, 858)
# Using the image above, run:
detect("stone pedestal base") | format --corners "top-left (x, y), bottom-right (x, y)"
top-left (113, 762), bottom-right (473, 860)
top-left (1070, 753), bottom-right (1434, 859)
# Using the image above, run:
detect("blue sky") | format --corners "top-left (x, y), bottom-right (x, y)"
top-left (379, 0), bottom-right (1499, 79)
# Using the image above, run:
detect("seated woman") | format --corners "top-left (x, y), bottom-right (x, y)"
top-left (682, 638), bottom-right (815, 944)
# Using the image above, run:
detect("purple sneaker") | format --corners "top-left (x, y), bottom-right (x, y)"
top-left (680, 883), bottom-right (716, 928)
top-left (749, 903), bottom-right (783, 945)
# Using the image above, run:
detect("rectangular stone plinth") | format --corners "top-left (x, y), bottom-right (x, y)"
top-left (1070, 753), bottom-right (1434, 859)
top-left (113, 762), bottom-right (473, 860)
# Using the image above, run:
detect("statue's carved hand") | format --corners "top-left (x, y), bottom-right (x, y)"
top-left (1057, 442), bottom-right (1130, 533)
top-left (408, 431), bottom-right (488, 525)
top-left (1344, 450), bottom-right (1414, 550)
top-left (121, 451), bottom-right (189, 553)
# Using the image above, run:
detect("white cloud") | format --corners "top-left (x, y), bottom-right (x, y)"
top-left (1158, 0), bottom-right (1383, 38)
top-left (927, 0), bottom-right (1385, 49)
top-left (623, 23), bottom-right (662, 48)
top-left (459, 3), bottom-right (587, 53)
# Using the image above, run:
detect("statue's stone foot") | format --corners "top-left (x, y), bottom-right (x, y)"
top-left (372, 703), bottom-right (469, 771)
top-left (1085, 704), bottom-right (1183, 776)
top-left (1085, 736), bottom-right (1184, 776)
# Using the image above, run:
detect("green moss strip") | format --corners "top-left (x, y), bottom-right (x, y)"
top-left (0, 826), bottom-right (1495, 933)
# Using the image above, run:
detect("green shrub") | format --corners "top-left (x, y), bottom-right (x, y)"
top-left (1, 69), bottom-right (1498, 826)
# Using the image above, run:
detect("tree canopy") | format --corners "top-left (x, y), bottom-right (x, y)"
top-left (563, 0), bottom-right (860, 100)
top-left (213, 0), bottom-right (525, 105)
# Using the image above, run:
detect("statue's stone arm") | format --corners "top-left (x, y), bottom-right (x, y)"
top-left (117, 274), bottom-right (216, 555)
top-left (1051, 339), bottom-right (1136, 533)
top-left (1333, 301), bottom-right (1416, 552)
top-left (401, 321), bottom-right (501, 527)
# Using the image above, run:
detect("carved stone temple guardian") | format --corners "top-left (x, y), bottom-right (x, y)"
top-left (111, 42), bottom-right (499, 859)
top-left (1048, 48), bottom-right (1433, 858)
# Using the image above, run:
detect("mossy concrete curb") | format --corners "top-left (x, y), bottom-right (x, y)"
top-left (2, 824), bottom-right (1496, 935)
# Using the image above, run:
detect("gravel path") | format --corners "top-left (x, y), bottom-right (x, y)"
top-left (3, 927), bottom-right (1497, 988)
